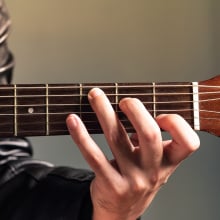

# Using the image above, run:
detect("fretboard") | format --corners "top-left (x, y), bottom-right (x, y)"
top-left (0, 82), bottom-right (198, 137)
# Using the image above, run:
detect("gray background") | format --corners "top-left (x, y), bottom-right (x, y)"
top-left (7, 0), bottom-right (220, 219)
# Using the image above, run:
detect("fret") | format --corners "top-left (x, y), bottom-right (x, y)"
top-left (0, 85), bottom-right (14, 136)
top-left (16, 85), bottom-right (46, 136)
top-left (118, 83), bottom-right (153, 128)
top-left (152, 82), bottom-right (156, 118)
top-left (155, 82), bottom-right (194, 126)
top-left (79, 83), bottom-right (83, 119)
top-left (81, 83), bottom-right (115, 123)
top-left (48, 84), bottom-right (79, 135)
top-left (115, 83), bottom-right (119, 112)
top-left (192, 82), bottom-right (200, 130)
top-left (46, 84), bottom-right (49, 135)
top-left (14, 85), bottom-right (17, 136)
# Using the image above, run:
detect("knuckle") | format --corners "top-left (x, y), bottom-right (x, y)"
top-left (110, 181), bottom-right (130, 202)
top-left (148, 173), bottom-right (160, 188)
top-left (142, 126), bottom-right (161, 142)
top-left (131, 179), bottom-right (147, 194)
top-left (112, 176), bottom-right (148, 200)
top-left (128, 173), bottom-right (148, 195)
top-left (147, 171), bottom-right (167, 191)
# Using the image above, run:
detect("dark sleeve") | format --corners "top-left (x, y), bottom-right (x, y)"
top-left (0, 137), bottom-right (95, 220)
top-left (0, 0), bottom-right (14, 85)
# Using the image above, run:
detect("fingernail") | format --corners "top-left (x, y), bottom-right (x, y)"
top-left (88, 88), bottom-right (103, 100)
top-left (66, 114), bottom-right (79, 130)
top-left (119, 97), bottom-right (131, 109)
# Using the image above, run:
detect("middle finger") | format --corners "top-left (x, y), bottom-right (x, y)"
top-left (119, 97), bottom-right (163, 168)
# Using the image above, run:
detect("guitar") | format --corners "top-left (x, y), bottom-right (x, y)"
top-left (0, 75), bottom-right (219, 137)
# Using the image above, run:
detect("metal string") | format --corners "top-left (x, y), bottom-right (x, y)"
top-left (0, 84), bottom-right (219, 89)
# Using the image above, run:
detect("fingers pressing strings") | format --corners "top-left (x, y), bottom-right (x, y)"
top-left (88, 88), bottom-right (137, 172)
top-left (119, 98), bottom-right (164, 169)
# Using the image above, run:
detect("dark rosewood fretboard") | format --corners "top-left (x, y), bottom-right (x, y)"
top-left (1, 75), bottom-right (220, 137)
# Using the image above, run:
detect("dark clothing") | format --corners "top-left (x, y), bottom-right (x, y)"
top-left (0, 0), bottom-right (13, 84)
top-left (0, 138), bottom-right (94, 220)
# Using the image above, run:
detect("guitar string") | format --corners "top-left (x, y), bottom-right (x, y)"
top-left (0, 98), bottom-right (217, 107)
top-left (0, 87), bottom-right (218, 119)
top-left (0, 101), bottom-right (218, 114)
top-left (0, 111), bottom-right (217, 125)
top-left (0, 84), bottom-right (218, 134)
top-left (0, 91), bottom-right (219, 102)
top-left (0, 95), bottom-right (219, 105)
top-left (0, 114), bottom-right (214, 133)
top-left (0, 90), bottom-right (220, 98)
top-left (0, 109), bottom-right (197, 116)
top-left (0, 84), bottom-right (219, 89)
top-left (0, 117), bottom-right (196, 131)
top-left (0, 116), bottom-right (215, 135)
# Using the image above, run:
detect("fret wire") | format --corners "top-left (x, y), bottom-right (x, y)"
top-left (152, 82), bottom-right (156, 118)
top-left (80, 83), bottom-right (82, 119)
top-left (46, 84), bottom-right (49, 135)
top-left (115, 83), bottom-right (118, 112)
top-left (14, 85), bottom-right (17, 136)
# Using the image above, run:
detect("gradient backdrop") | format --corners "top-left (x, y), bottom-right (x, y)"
top-left (7, 1), bottom-right (220, 219)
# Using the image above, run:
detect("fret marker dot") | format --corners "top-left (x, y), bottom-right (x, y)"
top-left (28, 107), bottom-right (34, 114)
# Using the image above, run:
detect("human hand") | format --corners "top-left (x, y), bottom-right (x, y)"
top-left (66, 88), bottom-right (200, 220)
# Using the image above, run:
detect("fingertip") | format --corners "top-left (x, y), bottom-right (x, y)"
top-left (155, 114), bottom-right (167, 121)
top-left (155, 114), bottom-right (185, 130)
top-left (66, 114), bottom-right (80, 131)
top-left (119, 97), bottom-right (144, 112)
top-left (188, 131), bottom-right (200, 152)
top-left (88, 88), bottom-right (104, 100)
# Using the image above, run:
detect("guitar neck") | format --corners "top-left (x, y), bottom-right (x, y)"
top-left (0, 81), bottom-right (200, 137)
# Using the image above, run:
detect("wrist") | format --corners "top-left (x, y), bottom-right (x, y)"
top-left (92, 207), bottom-right (136, 220)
